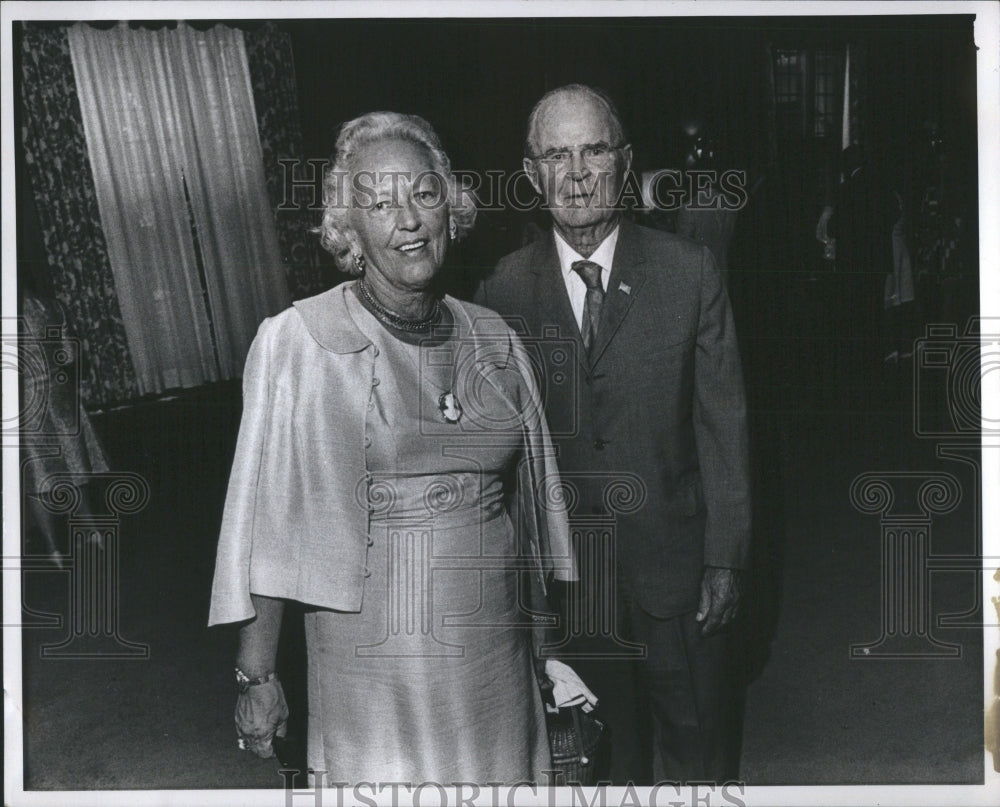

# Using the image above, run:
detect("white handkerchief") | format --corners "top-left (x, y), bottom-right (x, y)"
top-left (545, 659), bottom-right (599, 713)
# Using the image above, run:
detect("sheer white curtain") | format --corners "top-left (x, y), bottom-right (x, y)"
top-left (68, 22), bottom-right (290, 394)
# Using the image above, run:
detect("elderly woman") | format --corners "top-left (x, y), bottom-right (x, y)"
top-left (209, 112), bottom-right (590, 785)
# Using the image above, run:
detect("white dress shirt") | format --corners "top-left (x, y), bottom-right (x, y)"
top-left (553, 226), bottom-right (619, 332)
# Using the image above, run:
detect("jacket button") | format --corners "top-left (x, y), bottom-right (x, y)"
top-left (366, 536), bottom-right (374, 547)
top-left (373, 347), bottom-right (380, 357)
top-left (364, 435), bottom-right (372, 447)
top-left (593, 438), bottom-right (607, 450)
top-left (372, 377), bottom-right (380, 387)
top-left (363, 568), bottom-right (372, 578)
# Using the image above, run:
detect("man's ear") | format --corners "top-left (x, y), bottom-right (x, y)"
top-left (523, 157), bottom-right (542, 195)
top-left (620, 144), bottom-right (633, 175)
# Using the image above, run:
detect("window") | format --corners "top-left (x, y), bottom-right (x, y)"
top-left (812, 50), bottom-right (842, 138)
top-left (774, 48), bottom-right (844, 140)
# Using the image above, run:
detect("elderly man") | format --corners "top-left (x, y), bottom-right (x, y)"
top-left (475, 85), bottom-right (751, 783)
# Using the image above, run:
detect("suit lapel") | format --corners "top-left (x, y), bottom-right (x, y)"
top-left (530, 233), bottom-right (589, 374)
top-left (590, 220), bottom-right (647, 368)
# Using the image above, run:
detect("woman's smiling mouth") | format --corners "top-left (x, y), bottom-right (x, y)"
top-left (396, 239), bottom-right (429, 253)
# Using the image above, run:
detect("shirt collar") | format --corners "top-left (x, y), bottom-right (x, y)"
top-left (292, 283), bottom-right (372, 353)
top-left (554, 225), bottom-right (620, 286)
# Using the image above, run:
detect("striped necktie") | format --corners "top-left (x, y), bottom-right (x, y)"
top-left (571, 259), bottom-right (604, 356)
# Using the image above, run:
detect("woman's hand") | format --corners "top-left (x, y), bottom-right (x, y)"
top-left (544, 659), bottom-right (598, 713)
top-left (235, 676), bottom-right (289, 758)
top-left (233, 594), bottom-right (286, 756)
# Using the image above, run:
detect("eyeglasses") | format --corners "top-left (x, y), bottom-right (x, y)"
top-left (530, 142), bottom-right (628, 169)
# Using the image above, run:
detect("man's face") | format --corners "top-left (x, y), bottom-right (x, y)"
top-left (524, 93), bottom-right (632, 232)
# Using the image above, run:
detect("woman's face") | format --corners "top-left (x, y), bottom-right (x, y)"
top-left (347, 137), bottom-right (449, 293)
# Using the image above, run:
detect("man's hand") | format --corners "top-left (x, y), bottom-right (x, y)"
top-left (695, 566), bottom-right (743, 636)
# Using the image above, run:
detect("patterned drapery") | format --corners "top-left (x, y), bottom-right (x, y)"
top-left (19, 24), bottom-right (138, 405)
top-left (19, 21), bottom-right (321, 405)
top-left (68, 22), bottom-right (291, 395)
top-left (244, 23), bottom-right (327, 300)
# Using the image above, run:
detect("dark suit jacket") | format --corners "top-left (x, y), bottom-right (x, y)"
top-left (831, 167), bottom-right (896, 276)
top-left (475, 219), bottom-right (751, 618)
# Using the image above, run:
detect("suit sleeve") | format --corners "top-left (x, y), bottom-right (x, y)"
top-left (506, 330), bottom-right (576, 586)
top-left (676, 206), bottom-right (696, 241)
top-left (472, 279), bottom-right (488, 308)
top-left (506, 330), bottom-right (577, 663)
top-left (692, 246), bottom-right (752, 569)
top-left (208, 320), bottom-right (272, 626)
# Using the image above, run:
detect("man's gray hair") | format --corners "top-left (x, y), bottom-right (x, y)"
top-left (524, 84), bottom-right (628, 157)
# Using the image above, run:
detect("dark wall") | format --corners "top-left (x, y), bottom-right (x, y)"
top-left (287, 17), bottom-right (774, 176)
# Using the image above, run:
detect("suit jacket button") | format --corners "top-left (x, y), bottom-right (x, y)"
top-left (594, 438), bottom-right (607, 450)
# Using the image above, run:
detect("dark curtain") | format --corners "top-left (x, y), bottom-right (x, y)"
top-left (244, 22), bottom-right (327, 300)
top-left (19, 23), bottom-right (138, 406)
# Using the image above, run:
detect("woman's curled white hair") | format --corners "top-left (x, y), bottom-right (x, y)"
top-left (315, 111), bottom-right (477, 274)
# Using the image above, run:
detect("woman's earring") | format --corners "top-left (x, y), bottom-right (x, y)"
top-left (449, 222), bottom-right (457, 241)
top-left (353, 253), bottom-right (367, 273)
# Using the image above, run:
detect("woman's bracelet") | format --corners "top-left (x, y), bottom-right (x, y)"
top-left (235, 667), bottom-right (277, 693)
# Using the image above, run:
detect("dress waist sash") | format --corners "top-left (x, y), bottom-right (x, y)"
top-left (367, 471), bottom-right (507, 530)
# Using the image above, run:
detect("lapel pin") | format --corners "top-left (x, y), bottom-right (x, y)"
top-left (619, 282), bottom-right (631, 295)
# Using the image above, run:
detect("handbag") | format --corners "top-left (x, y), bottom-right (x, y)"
top-left (539, 677), bottom-right (606, 785)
